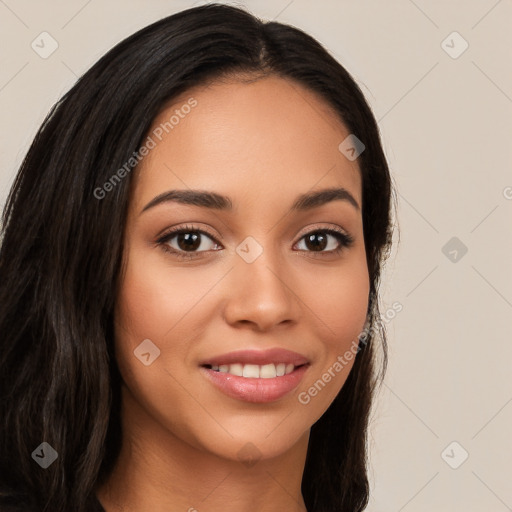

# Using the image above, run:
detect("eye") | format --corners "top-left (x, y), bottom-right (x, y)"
top-left (295, 228), bottom-right (354, 255)
top-left (156, 224), bottom-right (221, 260)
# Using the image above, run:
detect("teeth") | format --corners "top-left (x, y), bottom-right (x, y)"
top-left (227, 363), bottom-right (243, 376)
top-left (260, 363), bottom-right (277, 378)
top-left (243, 364), bottom-right (260, 378)
top-left (209, 362), bottom-right (297, 378)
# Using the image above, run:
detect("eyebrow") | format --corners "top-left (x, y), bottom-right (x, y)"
top-left (140, 186), bottom-right (360, 215)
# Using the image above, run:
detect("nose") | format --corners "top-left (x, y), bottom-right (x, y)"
top-left (222, 249), bottom-right (301, 332)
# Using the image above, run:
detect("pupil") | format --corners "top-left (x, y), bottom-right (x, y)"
top-left (178, 232), bottom-right (200, 251)
top-left (306, 233), bottom-right (326, 251)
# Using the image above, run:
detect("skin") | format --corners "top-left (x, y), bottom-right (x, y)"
top-left (97, 75), bottom-right (370, 512)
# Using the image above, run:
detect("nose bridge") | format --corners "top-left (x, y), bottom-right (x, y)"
top-left (223, 238), bottom-right (300, 329)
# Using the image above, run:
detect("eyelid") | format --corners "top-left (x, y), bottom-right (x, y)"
top-left (155, 222), bottom-right (221, 242)
top-left (295, 222), bottom-right (352, 241)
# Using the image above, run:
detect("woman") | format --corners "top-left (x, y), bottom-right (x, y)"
top-left (0, 4), bottom-right (394, 511)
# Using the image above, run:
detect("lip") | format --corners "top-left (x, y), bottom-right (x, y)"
top-left (198, 348), bottom-right (310, 367)
top-left (199, 363), bottom-right (310, 403)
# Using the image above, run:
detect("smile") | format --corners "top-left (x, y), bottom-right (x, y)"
top-left (198, 347), bottom-right (311, 403)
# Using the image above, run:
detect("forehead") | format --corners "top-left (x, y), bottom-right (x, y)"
top-left (130, 75), bottom-right (362, 214)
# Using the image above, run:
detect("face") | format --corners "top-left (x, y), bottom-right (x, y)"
top-left (114, 75), bottom-right (370, 464)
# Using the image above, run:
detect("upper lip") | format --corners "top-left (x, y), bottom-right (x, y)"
top-left (199, 348), bottom-right (310, 367)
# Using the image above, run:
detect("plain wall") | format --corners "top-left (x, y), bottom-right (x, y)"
top-left (1, 1), bottom-right (511, 510)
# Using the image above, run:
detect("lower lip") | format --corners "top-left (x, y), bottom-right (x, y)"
top-left (199, 364), bottom-right (310, 403)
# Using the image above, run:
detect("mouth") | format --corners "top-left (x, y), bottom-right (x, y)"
top-left (198, 348), bottom-right (311, 403)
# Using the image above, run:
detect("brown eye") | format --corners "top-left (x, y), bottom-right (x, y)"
top-left (303, 232), bottom-right (329, 251)
top-left (160, 229), bottom-right (220, 253)
top-left (296, 229), bottom-right (354, 253)
top-left (174, 232), bottom-right (202, 251)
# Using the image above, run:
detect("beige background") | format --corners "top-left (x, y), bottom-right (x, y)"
top-left (1, 1), bottom-right (511, 510)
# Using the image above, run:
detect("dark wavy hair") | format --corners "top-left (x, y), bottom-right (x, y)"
top-left (0, 4), bottom-right (394, 511)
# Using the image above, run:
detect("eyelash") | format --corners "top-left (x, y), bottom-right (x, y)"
top-left (156, 224), bottom-right (354, 260)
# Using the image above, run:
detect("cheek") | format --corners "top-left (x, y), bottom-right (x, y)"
top-left (112, 252), bottom-right (218, 437)
top-left (323, 266), bottom-right (369, 340)
top-left (113, 248), bottom-right (224, 404)
top-left (296, 253), bottom-right (370, 410)
top-left (115, 248), bottom-right (216, 342)
top-left (307, 252), bottom-right (370, 347)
